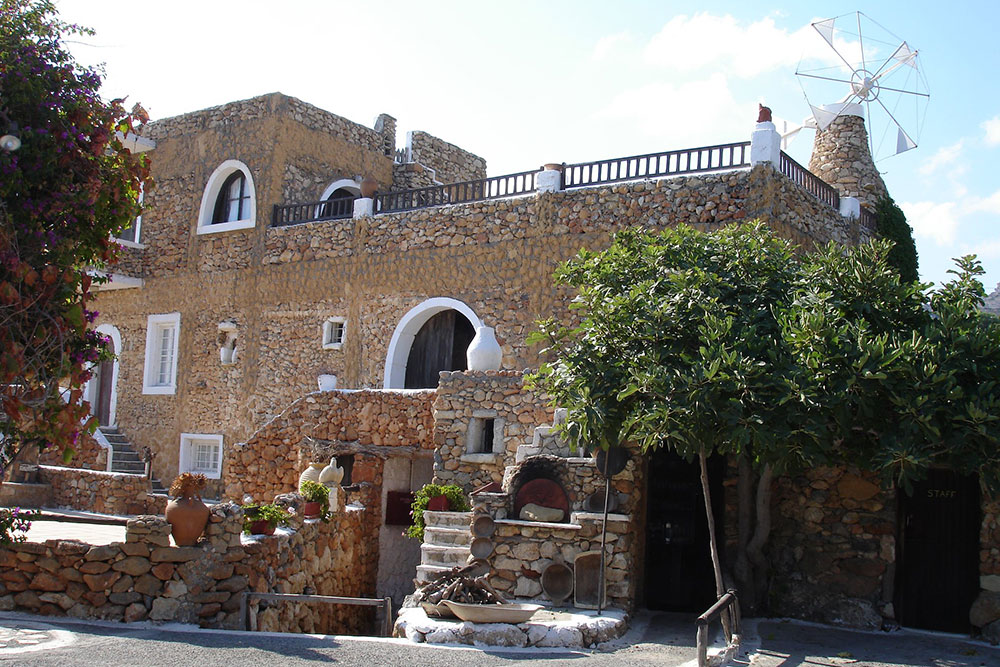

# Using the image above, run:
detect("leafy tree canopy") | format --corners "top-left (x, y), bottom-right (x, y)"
top-left (530, 222), bottom-right (1000, 494)
top-left (874, 195), bottom-right (919, 283)
top-left (0, 0), bottom-right (149, 467)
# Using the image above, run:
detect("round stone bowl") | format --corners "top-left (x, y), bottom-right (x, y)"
top-left (441, 600), bottom-right (542, 624)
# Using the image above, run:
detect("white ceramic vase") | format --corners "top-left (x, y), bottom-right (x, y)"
top-left (466, 326), bottom-right (502, 371)
top-left (298, 462), bottom-right (324, 491)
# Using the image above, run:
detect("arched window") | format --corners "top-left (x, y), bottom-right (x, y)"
top-left (213, 172), bottom-right (251, 224)
top-left (197, 160), bottom-right (256, 235)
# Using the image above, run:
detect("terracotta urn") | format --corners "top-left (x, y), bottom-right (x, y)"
top-left (360, 177), bottom-right (378, 198)
top-left (466, 326), bottom-right (502, 371)
top-left (165, 496), bottom-right (210, 546)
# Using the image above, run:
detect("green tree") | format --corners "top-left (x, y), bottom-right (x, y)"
top-left (0, 0), bottom-right (149, 473)
top-left (530, 221), bottom-right (1000, 613)
top-left (874, 195), bottom-right (919, 283)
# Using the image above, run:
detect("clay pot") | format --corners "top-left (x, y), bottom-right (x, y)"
top-left (249, 519), bottom-right (275, 536)
top-left (543, 163), bottom-right (564, 172)
top-left (426, 495), bottom-right (449, 511)
top-left (298, 462), bottom-right (324, 491)
top-left (303, 501), bottom-right (323, 519)
top-left (360, 177), bottom-right (378, 198)
top-left (165, 496), bottom-right (210, 546)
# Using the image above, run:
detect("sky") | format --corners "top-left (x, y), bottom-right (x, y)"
top-left (56, 0), bottom-right (1000, 295)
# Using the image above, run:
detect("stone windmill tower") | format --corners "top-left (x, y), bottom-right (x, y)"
top-left (808, 105), bottom-right (887, 210)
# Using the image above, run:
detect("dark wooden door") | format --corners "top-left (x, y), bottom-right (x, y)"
top-left (896, 469), bottom-right (980, 632)
top-left (404, 310), bottom-right (475, 389)
top-left (644, 449), bottom-right (724, 611)
top-left (95, 357), bottom-right (114, 426)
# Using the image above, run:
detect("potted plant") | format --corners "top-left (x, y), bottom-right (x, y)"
top-left (406, 483), bottom-right (470, 541)
top-left (299, 479), bottom-right (330, 520)
top-left (242, 502), bottom-right (291, 535)
top-left (165, 473), bottom-right (210, 546)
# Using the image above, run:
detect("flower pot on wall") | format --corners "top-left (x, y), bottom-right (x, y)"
top-left (249, 519), bottom-right (275, 536)
top-left (303, 501), bottom-right (323, 519)
top-left (165, 496), bottom-right (210, 546)
top-left (466, 326), bottom-right (502, 371)
top-left (426, 495), bottom-right (450, 511)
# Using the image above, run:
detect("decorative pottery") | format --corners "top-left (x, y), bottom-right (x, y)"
top-left (360, 177), bottom-right (378, 198)
top-left (299, 462), bottom-right (324, 491)
top-left (466, 326), bottom-right (502, 371)
top-left (541, 562), bottom-right (574, 604)
top-left (165, 496), bottom-right (210, 546)
top-left (543, 163), bottom-right (563, 172)
top-left (470, 536), bottom-right (495, 559)
top-left (249, 519), bottom-right (275, 536)
top-left (303, 501), bottom-right (323, 519)
top-left (319, 457), bottom-right (344, 486)
top-left (426, 495), bottom-right (449, 511)
top-left (441, 600), bottom-right (542, 624)
top-left (471, 514), bottom-right (495, 538)
top-left (420, 601), bottom-right (456, 618)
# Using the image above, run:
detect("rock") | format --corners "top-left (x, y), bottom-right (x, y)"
top-left (84, 545), bottom-right (120, 561)
top-left (124, 602), bottom-right (148, 623)
top-left (537, 625), bottom-right (583, 647)
top-left (83, 570), bottom-right (121, 592)
top-left (0, 595), bottom-right (14, 611)
top-left (79, 561), bottom-right (111, 575)
top-left (29, 572), bottom-right (65, 592)
top-left (149, 597), bottom-right (181, 620)
top-left (150, 547), bottom-right (203, 563)
top-left (971, 591), bottom-right (1000, 628)
top-left (113, 556), bottom-right (152, 576)
top-left (134, 574), bottom-right (162, 597)
top-left (837, 474), bottom-right (880, 502)
top-left (819, 597), bottom-right (882, 630)
top-left (216, 575), bottom-right (248, 592)
top-left (519, 504), bottom-right (564, 523)
top-left (109, 592), bottom-right (141, 605)
top-left (13, 590), bottom-right (41, 608)
top-left (164, 580), bottom-right (188, 598)
top-left (151, 563), bottom-right (175, 580)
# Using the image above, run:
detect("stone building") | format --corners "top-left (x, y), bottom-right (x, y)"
top-left (8, 93), bottom-right (997, 637)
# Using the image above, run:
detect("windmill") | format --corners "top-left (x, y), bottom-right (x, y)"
top-left (781, 11), bottom-right (930, 163)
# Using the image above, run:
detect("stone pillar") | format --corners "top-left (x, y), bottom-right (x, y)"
top-left (374, 113), bottom-right (396, 157)
top-left (750, 121), bottom-right (781, 168)
top-left (537, 164), bottom-right (562, 193)
top-left (808, 104), bottom-right (887, 210)
top-left (353, 198), bottom-right (373, 218)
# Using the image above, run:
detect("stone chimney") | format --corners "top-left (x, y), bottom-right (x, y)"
top-left (808, 103), bottom-right (887, 210)
top-left (374, 113), bottom-right (396, 158)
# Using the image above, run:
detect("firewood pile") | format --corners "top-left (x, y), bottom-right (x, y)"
top-left (414, 563), bottom-right (507, 605)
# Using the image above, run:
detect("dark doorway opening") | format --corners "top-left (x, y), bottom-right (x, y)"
top-left (404, 310), bottom-right (474, 389)
top-left (896, 469), bottom-right (980, 633)
top-left (93, 339), bottom-right (115, 426)
top-left (644, 448), bottom-right (724, 612)
top-left (319, 188), bottom-right (357, 220)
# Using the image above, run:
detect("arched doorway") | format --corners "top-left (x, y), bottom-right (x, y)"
top-left (89, 324), bottom-right (122, 426)
top-left (383, 298), bottom-right (483, 389)
top-left (318, 179), bottom-right (360, 220)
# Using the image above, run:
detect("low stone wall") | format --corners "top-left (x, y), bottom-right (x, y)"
top-left (0, 499), bottom-right (379, 635)
top-left (38, 465), bottom-right (160, 516)
top-left (409, 130), bottom-right (486, 185)
top-left (768, 467), bottom-right (894, 628)
top-left (225, 388), bottom-right (436, 502)
top-left (432, 370), bottom-right (552, 491)
top-left (38, 431), bottom-right (108, 471)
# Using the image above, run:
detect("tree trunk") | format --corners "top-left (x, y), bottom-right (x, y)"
top-left (734, 454), bottom-right (756, 614)
top-left (746, 463), bottom-right (774, 609)
top-left (699, 448), bottom-right (731, 638)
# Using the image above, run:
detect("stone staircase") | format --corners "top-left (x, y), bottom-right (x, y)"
top-left (416, 510), bottom-right (472, 584)
top-left (99, 426), bottom-right (166, 494)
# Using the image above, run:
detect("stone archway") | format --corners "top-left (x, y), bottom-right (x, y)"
top-left (383, 297), bottom-right (483, 389)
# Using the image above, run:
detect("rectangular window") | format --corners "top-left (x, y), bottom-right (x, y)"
top-left (116, 184), bottom-right (143, 245)
top-left (322, 317), bottom-right (347, 350)
top-left (179, 433), bottom-right (223, 479)
top-left (466, 415), bottom-right (504, 455)
top-left (142, 313), bottom-right (180, 394)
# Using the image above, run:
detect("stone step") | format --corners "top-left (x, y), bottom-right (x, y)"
top-left (112, 451), bottom-right (141, 462)
top-left (420, 544), bottom-right (471, 567)
top-left (422, 510), bottom-right (471, 530)
top-left (111, 462), bottom-right (146, 474)
top-left (423, 526), bottom-right (471, 547)
top-left (415, 564), bottom-right (459, 585)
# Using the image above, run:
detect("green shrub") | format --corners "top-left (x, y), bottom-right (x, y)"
top-left (406, 483), bottom-right (470, 541)
top-left (875, 195), bottom-right (919, 283)
top-left (241, 503), bottom-right (291, 534)
top-left (299, 480), bottom-right (330, 520)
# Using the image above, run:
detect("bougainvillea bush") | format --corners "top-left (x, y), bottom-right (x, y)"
top-left (0, 0), bottom-right (149, 474)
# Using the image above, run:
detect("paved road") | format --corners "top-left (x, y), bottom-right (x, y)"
top-left (2, 611), bottom-right (998, 666)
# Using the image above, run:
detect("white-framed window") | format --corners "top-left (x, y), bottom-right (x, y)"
top-left (322, 317), bottom-right (347, 350)
top-left (179, 433), bottom-right (223, 479)
top-left (197, 160), bottom-right (256, 235)
top-left (116, 183), bottom-right (144, 247)
top-left (142, 312), bottom-right (180, 394)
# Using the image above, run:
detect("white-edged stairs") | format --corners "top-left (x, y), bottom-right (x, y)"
top-left (99, 426), bottom-right (166, 494)
top-left (416, 510), bottom-right (472, 584)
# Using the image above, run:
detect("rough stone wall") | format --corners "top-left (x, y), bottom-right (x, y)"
top-left (768, 467), bottom-right (895, 629)
top-left (808, 113), bottom-right (888, 210)
top-left (408, 131), bottom-right (486, 185)
top-left (983, 497), bottom-right (1000, 578)
top-left (110, 244), bottom-right (145, 280)
top-left (431, 371), bottom-right (552, 490)
top-left (0, 500), bottom-right (379, 635)
top-left (391, 162), bottom-right (439, 191)
top-left (224, 389), bottom-right (436, 502)
top-left (374, 113), bottom-right (396, 158)
top-left (38, 466), bottom-right (160, 516)
top-left (37, 432), bottom-right (107, 471)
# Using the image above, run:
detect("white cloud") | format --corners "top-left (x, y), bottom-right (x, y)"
top-left (982, 116), bottom-right (1000, 146)
top-left (969, 189), bottom-right (1000, 215)
top-left (592, 31), bottom-right (633, 61)
top-left (918, 141), bottom-right (964, 176)
top-left (642, 13), bottom-right (843, 78)
top-left (597, 74), bottom-right (754, 144)
top-left (900, 200), bottom-right (960, 245)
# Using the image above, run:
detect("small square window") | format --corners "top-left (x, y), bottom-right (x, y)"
top-left (466, 417), bottom-right (503, 455)
top-left (179, 433), bottom-right (223, 479)
top-left (322, 317), bottom-right (347, 350)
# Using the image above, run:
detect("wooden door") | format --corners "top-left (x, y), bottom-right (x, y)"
top-left (895, 469), bottom-right (980, 632)
top-left (403, 310), bottom-right (475, 389)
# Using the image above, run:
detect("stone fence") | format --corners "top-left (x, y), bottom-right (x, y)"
top-left (38, 466), bottom-right (160, 516)
top-left (0, 497), bottom-right (379, 635)
top-left (225, 388), bottom-right (436, 502)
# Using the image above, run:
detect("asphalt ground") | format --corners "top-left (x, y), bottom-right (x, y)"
top-left (1, 610), bottom-right (998, 666)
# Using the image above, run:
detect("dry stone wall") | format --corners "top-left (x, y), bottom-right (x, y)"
top-left (38, 466), bottom-right (160, 516)
top-left (0, 500), bottom-right (379, 635)
top-left (408, 131), bottom-right (487, 185)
